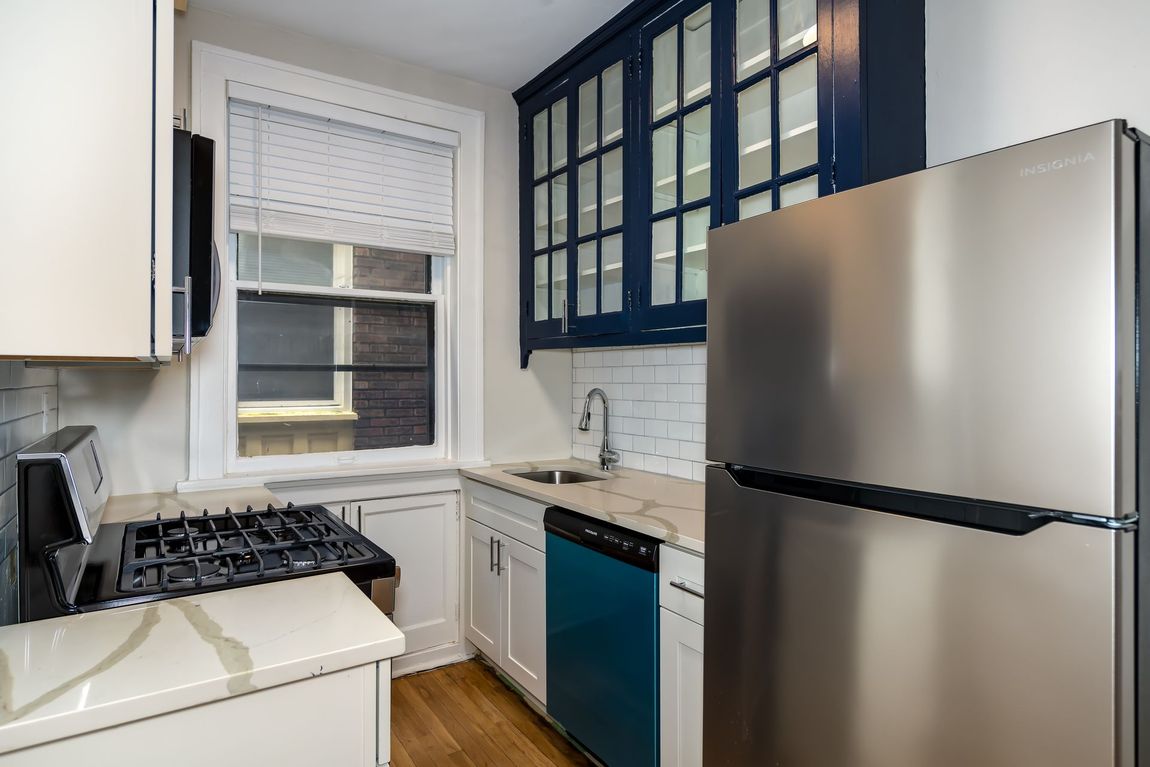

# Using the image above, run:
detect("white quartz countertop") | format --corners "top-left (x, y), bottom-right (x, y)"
top-left (462, 459), bottom-right (705, 554)
top-left (0, 573), bottom-right (404, 755)
top-left (102, 486), bottom-right (283, 524)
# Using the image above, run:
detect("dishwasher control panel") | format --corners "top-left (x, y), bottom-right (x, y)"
top-left (543, 507), bottom-right (660, 571)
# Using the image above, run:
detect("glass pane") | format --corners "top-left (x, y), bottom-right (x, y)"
top-left (237, 292), bottom-right (434, 456)
top-left (602, 62), bottom-right (624, 143)
top-left (739, 190), bottom-right (774, 219)
top-left (602, 234), bottom-right (623, 313)
top-left (551, 250), bottom-right (567, 320)
top-left (551, 175), bottom-right (568, 244)
top-left (533, 110), bottom-right (548, 179)
top-left (534, 182), bottom-right (549, 250)
top-left (237, 235), bottom-right (432, 293)
top-left (780, 174), bottom-right (819, 208)
top-left (577, 241), bottom-right (597, 316)
top-left (738, 78), bottom-right (773, 188)
top-left (551, 98), bottom-right (568, 171)
top-left (579, 78), bottom-right (598, 156)
top-left (578, 160), bottom-right (598, 236)
top-left (348, 247), bottom-right (431, 293)
top-left (652, 27), bottom-right (678, 121)
top-left (683, 106), bottom-right (711, 204)
top-left (534, 254), bottom-right (548, 321)
top-left (602, 148), bottom-right (624, 229)
top-left (683, 5), bottom-right (712, 106)
top-left (779, 54), bottom-right (818, 174)
top-left (652, 120), bottom-right (678, 214)
top-left (778, 0), bottom-right (818, 59)
top-left (682, 207), bottom-right (709, 302)
top-left (651, 217), bottom-right (677, 306)
top-left (737, 0), bottom-right (771, 80)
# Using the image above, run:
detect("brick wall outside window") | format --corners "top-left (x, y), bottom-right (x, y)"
top-left (351, 248), bottom-right (434, 450)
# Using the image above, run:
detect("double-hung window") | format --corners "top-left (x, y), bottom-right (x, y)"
top-left (226, 90), bottom-right (454, 462)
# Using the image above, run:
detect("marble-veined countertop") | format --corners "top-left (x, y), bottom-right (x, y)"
top-left (102, 486), bottom-right (284, 524)
top-left (462, 459), bottom-right (705, 554)
top-left (0, 573), bottom-right (404, 755)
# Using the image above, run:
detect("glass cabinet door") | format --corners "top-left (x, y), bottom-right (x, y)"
top-left (730, 0), bottom-right (820, 221)
top-left (639, 1), bottom-right (717, 329)
top-left (525, 93), bottom-right (571, 337)
top-left (567, 47), bottom-right (630, 336)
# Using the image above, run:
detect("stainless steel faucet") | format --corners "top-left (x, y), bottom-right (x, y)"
top-left (578, 387), bottom-right (620, 471)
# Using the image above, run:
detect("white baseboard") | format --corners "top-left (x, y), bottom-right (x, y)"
top-left (391, 642), bottom-right (472, 677)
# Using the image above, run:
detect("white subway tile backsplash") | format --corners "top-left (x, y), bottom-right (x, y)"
top-left (571, 345), bottom-right (707, 481)
top-left (0, 362), bottom-right (59, 627)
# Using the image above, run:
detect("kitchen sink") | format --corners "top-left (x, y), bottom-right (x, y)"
top-left (506, 469), bottom-right (604, 485)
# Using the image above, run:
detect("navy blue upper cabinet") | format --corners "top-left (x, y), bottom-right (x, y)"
top-left (516, 0), bottom-right (924, 364)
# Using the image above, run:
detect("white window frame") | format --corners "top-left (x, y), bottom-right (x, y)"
top-left (188, 44), bottom-right (484, 482)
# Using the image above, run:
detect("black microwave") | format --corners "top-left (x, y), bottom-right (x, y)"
top-left (172, 128), bottom-right (220, 356)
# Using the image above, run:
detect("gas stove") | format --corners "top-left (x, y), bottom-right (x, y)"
top-left (17, 427), bottom-right (398, 622)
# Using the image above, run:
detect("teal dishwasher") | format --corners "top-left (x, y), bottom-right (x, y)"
top-left (545, 507), bottom-right (660, 767)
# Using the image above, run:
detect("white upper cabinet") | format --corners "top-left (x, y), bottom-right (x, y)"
top-left (0, 2), bottom-right (172, 360)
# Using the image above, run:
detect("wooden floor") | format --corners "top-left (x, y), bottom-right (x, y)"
top-left (391, 660), bottom-right (593, 767)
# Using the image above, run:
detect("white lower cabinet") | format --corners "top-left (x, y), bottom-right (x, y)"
top-left (660, 609), bottom-right (704, 767)
top-left (356, 494), bottom-right (460, 658)
top-left (660, 545), bottom-right (705, 767)
top-left (463, 483), bottom-right (548, 705)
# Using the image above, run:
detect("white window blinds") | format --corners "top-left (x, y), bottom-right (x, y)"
top-left (228, 99), bottom-right (456, 257)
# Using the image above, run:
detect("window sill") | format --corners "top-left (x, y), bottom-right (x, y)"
top-left (175, 458), bottom-right (492, 494)
top-left (237, 410), bottom-right (359, 424)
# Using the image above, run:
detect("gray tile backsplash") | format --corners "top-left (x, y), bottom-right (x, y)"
top-left (0, 362), bottom-right (59, 625)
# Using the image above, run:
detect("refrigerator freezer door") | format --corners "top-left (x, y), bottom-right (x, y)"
top-left (703, 466), bottom-right (1134, 767)
top-left (707, 121), bottom-right (1137, 518)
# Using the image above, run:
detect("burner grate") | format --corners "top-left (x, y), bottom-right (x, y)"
top-left (118, 503), bottom-right (381, 593)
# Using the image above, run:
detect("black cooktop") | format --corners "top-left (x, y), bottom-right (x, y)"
top-left (74, 504), bottom-right (395, 611)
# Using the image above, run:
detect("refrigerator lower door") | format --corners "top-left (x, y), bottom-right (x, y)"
top-left (704, 466), bottom-right (1134, 767)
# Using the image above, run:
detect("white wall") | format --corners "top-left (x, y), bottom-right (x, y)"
top-left (60, 6), bottom-right (571, 494)
top-left (926, 0), bottom-right (1150, 164)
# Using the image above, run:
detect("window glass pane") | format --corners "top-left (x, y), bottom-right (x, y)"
top-left (682, 207), bottom-right (709, 302)
top-left (779, 54), bottom-right (818, 174)
top-left (533, 110), bottom-right (548, 179)
top-left (780, 174), bottom-right (819, 207)
top-left (237, 233), bottom-right (332, 286)
top-left (577, 241), bottom-right (597, 316)
top-left (579, 78), bottom-right (598, 156)
top-left (737, 0), bottom-right (772, 80)
top-left (349, 247), bottom-right (430, 292)
top-left (551, 175), bottom-right (568, 244)
top-left (602, 62), bottom-right (624, 143)
top-left (683, 5), bottom-right (712, 106)
top-left (683, 106), bottom-right (711, 204)
top-left (602, 234), bottom-right (623, 313)
top-left (652, 27), bottom-right (678, 121)
top-left (602, 148), bottom-right (624, 229)
top-left (551, 250), bottom-right (567, 320)
top-left (651, 217), bottom-right (677, 306)
top-left (739, 190), bottom-right (774, 219)
top-left (237, 235), bottom-right (429, 293)
top-left (578, 160), bottom-right (597, 236)
top-left (551, 98), bottom-right (568, 170)
top-left (237, 293), bottom-right (434, 456)
top-left (534, 182), bottom-right (549, 250)
top-left (738, 78), bottom-right (773, 188)
top-left (652, 120), bottom-right (678, 213)
top-left (778, 0), bottom-right (818, 59)
top-left (534, 254), bottom-right (548, 321)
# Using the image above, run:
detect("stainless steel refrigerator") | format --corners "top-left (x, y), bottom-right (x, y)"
top-left (705, 120), bottom-right (1147, 767)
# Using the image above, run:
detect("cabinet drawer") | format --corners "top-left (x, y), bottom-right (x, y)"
top-left (659, 545), bottom-right (704, 625)
top-left (464, 480), bottom-right (548, 551)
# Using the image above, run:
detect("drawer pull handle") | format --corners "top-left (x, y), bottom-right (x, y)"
top-left (670, 578), bottom-right (704, 600)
